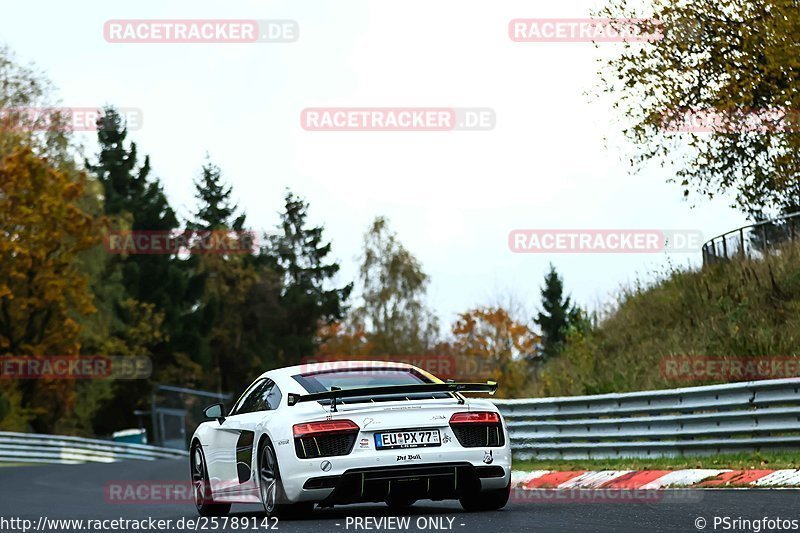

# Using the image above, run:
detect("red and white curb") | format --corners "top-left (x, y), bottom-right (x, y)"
top-left (512, 469), bottom-right (800, 489)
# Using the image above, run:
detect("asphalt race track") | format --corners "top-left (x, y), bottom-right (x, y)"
top-left (1, 459), bottom-right (798, 533)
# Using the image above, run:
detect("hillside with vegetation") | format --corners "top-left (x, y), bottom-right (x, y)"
top-left (538, 243), bottom-right (800, 396)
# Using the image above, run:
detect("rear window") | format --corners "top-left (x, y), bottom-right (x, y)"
top-left (293, 369), bottom-right (430, 392)
top-left (292, 368), bottom-right (450, 405)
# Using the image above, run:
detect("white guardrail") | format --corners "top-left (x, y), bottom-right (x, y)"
top-left (0, 432), bottom-right (188, 464)
top-left (493, 377), bottom-right (800, 460)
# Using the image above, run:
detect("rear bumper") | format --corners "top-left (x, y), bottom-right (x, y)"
top-left (282, 445), bottom-right (511, 503)
top-left (305, 462), bottom-right (508, 505)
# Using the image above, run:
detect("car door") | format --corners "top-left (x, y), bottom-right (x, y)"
top-left (203, 378), bottom-right (267, 492)
top-left (209, 379), bottom-right (282, 496)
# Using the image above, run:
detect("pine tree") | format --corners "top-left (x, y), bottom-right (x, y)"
top-left (185, 158), bottom-right (259, 392)
top-left (86, 107), bottom-right (195, 433)
top-left (85, 107), bottom-right (184, 307)
top-left (534, 264), bottom-right (578, 359)
top-left (272, 191), bottom-right (352, 362)
top-left (190, 156), bottom-right (246, 230)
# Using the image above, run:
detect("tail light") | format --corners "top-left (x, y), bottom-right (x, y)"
top-left (449, 412), bottom-right (501, 424)
top-left (449, 411), bottom-right (504, 448)
top-left (293, 419), bottom-right (359, 437)
top-left (293, 419), bottom-right (359, 459)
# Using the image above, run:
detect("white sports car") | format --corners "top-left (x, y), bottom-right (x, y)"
top-left (190, 360), bottom-right (511, 517)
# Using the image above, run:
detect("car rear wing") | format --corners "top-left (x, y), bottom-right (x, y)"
top-left (286, 381), bottom-right (498, 412)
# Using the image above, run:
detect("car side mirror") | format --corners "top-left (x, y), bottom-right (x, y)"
top-left (203, 402), bottom-right (226, 424)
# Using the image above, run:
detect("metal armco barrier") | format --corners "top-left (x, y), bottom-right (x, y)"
top-left (0, 431), bottom-right (188, 464)
top-left (702, 210), bottom-right (800, 265)
top-left (493, 378), bottom-right (800, 460)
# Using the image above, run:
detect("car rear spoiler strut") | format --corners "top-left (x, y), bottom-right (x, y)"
top-left (286, 381), bottom-right (498, 412)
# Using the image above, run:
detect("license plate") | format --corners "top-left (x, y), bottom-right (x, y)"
top-left (375, 429), bottom-right (441, 450)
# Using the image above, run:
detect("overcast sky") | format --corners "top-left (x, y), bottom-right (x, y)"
top-left (3, 0), bottom-right (748, 329)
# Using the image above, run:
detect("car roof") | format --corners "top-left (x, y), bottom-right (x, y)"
top-left (255, 360), bottom-right (443, 388)
top-left (226, 360), bottom-right (452, 409)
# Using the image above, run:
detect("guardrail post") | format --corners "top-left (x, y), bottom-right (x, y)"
top-left (739, 228), bottom-right (745, 258)
top-left (150, 387), bottom-right (159, 447)
top-left (722, 235), bottom-right (728, 260)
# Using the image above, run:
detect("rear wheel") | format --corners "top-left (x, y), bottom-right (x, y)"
top-left (259, 443), bottom-right (280, 516)
top-left (259, 441), bottom-right (315, 519)
top-left (459, 480), bottom-right (510, 512)
top-left (191, 444), bottom-right (231, 517)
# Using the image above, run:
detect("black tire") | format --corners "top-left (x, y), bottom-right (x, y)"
top-left (191, 444), bottom-right (231, 517)
top-left (459, 480), bottom-right (510, 512)
top-left (278, 501), bottom-right (316, 519)
top-left (385, 494), bottom-right (417, 510)
top-left (258, 440), bottom-right (315, 520)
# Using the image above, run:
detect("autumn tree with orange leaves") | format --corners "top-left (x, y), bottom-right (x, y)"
top-left (315, 321), bottom-right (376, 359)
top-left (0, 148), bottom-right (102, 431)
top-left (450, 307), bottom-right (541, 398)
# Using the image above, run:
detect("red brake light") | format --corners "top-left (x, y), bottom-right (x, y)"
top-left (449, 412), bottom-right (500, 424)
top-left (293, 419), bottom-right (359, 438)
